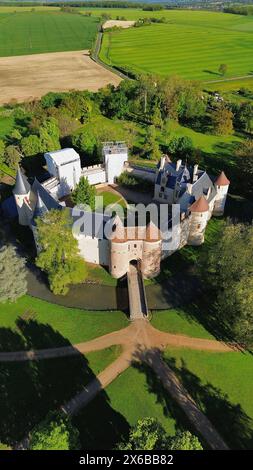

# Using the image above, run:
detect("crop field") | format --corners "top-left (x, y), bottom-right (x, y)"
top-left (99, 10), bottom-right (253, 81)
top-left (0, 11), bottom-right (99, 57)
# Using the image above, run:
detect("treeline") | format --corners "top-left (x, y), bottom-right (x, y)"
top-left (224, 5), bottom-right (253, 16)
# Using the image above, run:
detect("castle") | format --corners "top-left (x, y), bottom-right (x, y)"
top-left (13, 144), bottom-right (230, 280)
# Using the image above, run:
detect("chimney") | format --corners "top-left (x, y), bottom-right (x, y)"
top-left (176, 159), bottom-right (182, 171)
top-left (160, 155), bottom-right (166, 170)
top-left (193, 164), bottom-right (199, 183)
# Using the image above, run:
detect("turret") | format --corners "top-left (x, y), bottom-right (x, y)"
top-left (213, 171), bottom-right (230, 216)
top-left (187, 196), bottom-right (209, 246)
top-left (142, 222), bottom-right (162, 278)
top-left (12, 168), bottom-right (32, 226)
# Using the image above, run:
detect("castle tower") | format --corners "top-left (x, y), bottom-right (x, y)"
top-left (213, 171), bottom-right (230, 216)
top-left (187, 196), bottom-right (209, 246)
top-left (13, 168), bottom-right (32, 226)
top-left (142, 222), bottom-right (162, 279)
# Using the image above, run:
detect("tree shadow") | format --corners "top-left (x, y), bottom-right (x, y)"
top-left (163, 355), bottom-right (253, 450)
top-left (131, 347), bottom-right (253, 450)
top-left (203, 70), bottom-right (221, 77)
top-left (0, 320), bottom-right (130, 448)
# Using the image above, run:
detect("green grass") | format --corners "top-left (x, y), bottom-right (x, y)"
top-left (0, 345), bottom-right (121, 446)
top-left (74, 365), bottom-right (178, 449)
top-left (0, 295), bottom-right (127, 350)
top-left (99, 10), bottom-right (253, 81)
top-left (151, 309), bottom-right (214, 340)
top-left (0, 110), bottom-right (15, 138)
top-left (97, 190), bottom-right (126, 209)
top-left (86, 263), bottom-right (118, 287)
top-left (164, 347), bottom-right (253, 449)
top-left (0, 11), bottom-right (99, 57)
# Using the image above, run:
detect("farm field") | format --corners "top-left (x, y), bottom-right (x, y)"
top-left (0, 11), bottom-right (99, 57)
top-left (0, 50), bottom-right (121, 105)
top-left (99, 10), bottom-right (253, 81)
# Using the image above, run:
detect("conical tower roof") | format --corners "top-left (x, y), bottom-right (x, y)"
top-left (215, 171), bottom-right (230, 186)
top-left (33, 193), bottom-right (48, 219)
top-left (190, 195), bottom-right (209, 213)
top-left (13, 168), bottom-right (30, 195)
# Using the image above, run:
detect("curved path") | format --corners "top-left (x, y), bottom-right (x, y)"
top-left (0, 320), bottom-right (235, 362)
top-left (6, 320), bottom-right (235, 450)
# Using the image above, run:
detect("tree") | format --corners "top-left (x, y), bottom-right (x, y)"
top-left (71, 176), bottom-right (96, 210)
top-left (117, 418), bottom-right (168, 450)
top-left (29, 412), bottom-right (80, 450)
top-left (238, 102), bottom-right (253, 133)
top-left (211, 105), bottom-right (234, 135)
top-left (117, 418), bottom-right (203, 451)
top-left (0, 139), bottom-right (5, 164)
top-left (4, 145), bottom-right (22, 169)
top-left (201, 222), bottom-right (253, 348)
top-left (61, 92), bottom-right (92, 122)
top-left (72, 127), bottom-right (97, 157)
top-left (167, 136), bottom-right (194, 160)
top-left (169, 431), bottom-right (203, 450)
top-left (0, 245), bottom-right (27, 303)
top-left (236, 139), bottom-right (253, 197)
top-left (35, 209), bottom-right (87, 295)
top-left (219, 64), bottom-right (228, 76)
top-left (152, 106), bottom-right (163, 128)
top-left (39, 117), bottom-right (60, 153)
top-left (143, 125), bottom-right (161, 160)
top-left (21, 135), bottom-right (42, 157)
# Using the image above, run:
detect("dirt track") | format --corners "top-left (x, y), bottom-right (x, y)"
top-left (0, 50), bottom-right (121, 104)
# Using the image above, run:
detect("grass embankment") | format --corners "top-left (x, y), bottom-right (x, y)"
top-left (0, 295), bottom-right (127, 350)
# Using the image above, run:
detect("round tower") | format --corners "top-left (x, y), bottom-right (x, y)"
top-left (213, 171), bottom-right (230, 216)
top-left (142, 222), bottom-right (162, 279)
top-left (187, 196), bottom-right (209, 246)
top-left (110, 239), bottom-right (129, 278)
top-left (12, 168), bottom-right (32, 226)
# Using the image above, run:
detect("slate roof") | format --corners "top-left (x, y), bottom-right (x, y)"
top-left (13, 168), bottom-right (31, 195)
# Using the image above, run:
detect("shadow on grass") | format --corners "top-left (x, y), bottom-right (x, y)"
top-left (0, 320), bottom-right (129, 448)
top-left (131, 348), bottom-right (253, 450)
top-left (163, 356), bottom-right (253, 450)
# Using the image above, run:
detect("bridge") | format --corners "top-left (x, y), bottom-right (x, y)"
top-left (127, 260), bottom-right (149, 321)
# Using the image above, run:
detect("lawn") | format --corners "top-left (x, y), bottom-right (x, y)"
top-left (151, 309), bottom-right (214, 340)
top-left (74, 365), bottom-right (180, 449)
top-left (0, 345), bottom-right (121, 446)
top-left (86, 262), bottom-right (118, 286)
top-left (96, 190), bottom-right (127, 209)
top-left (0, 11), bottom-right (99, 57)
top-left (164, 347), bottom-right (253, 449)
top-left (0, 295), bottom-right (128, 350)
top-left (99, 10), bottom-right (253, 81)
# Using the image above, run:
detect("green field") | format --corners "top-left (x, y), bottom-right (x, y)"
top-left (99, 10), bottom-right (253, 81)
top-left (0, 11), bottom-right (99, 57)
top-left (74, 366), bottom-right (178, 449)
top-left (164, 347), bottom-right (253, 449)
top-left (0, 295), bottom-right (127, 349)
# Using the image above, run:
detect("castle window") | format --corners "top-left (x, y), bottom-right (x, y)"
top-left (134, 244), bottom-right (137, 248)
top-left (161, 187), bottom-right (165, 193)
top-left (197, 224), bottom-right (201, 229)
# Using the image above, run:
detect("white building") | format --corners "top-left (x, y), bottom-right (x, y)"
top-left (13, 144), bottom-right (230, 280)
